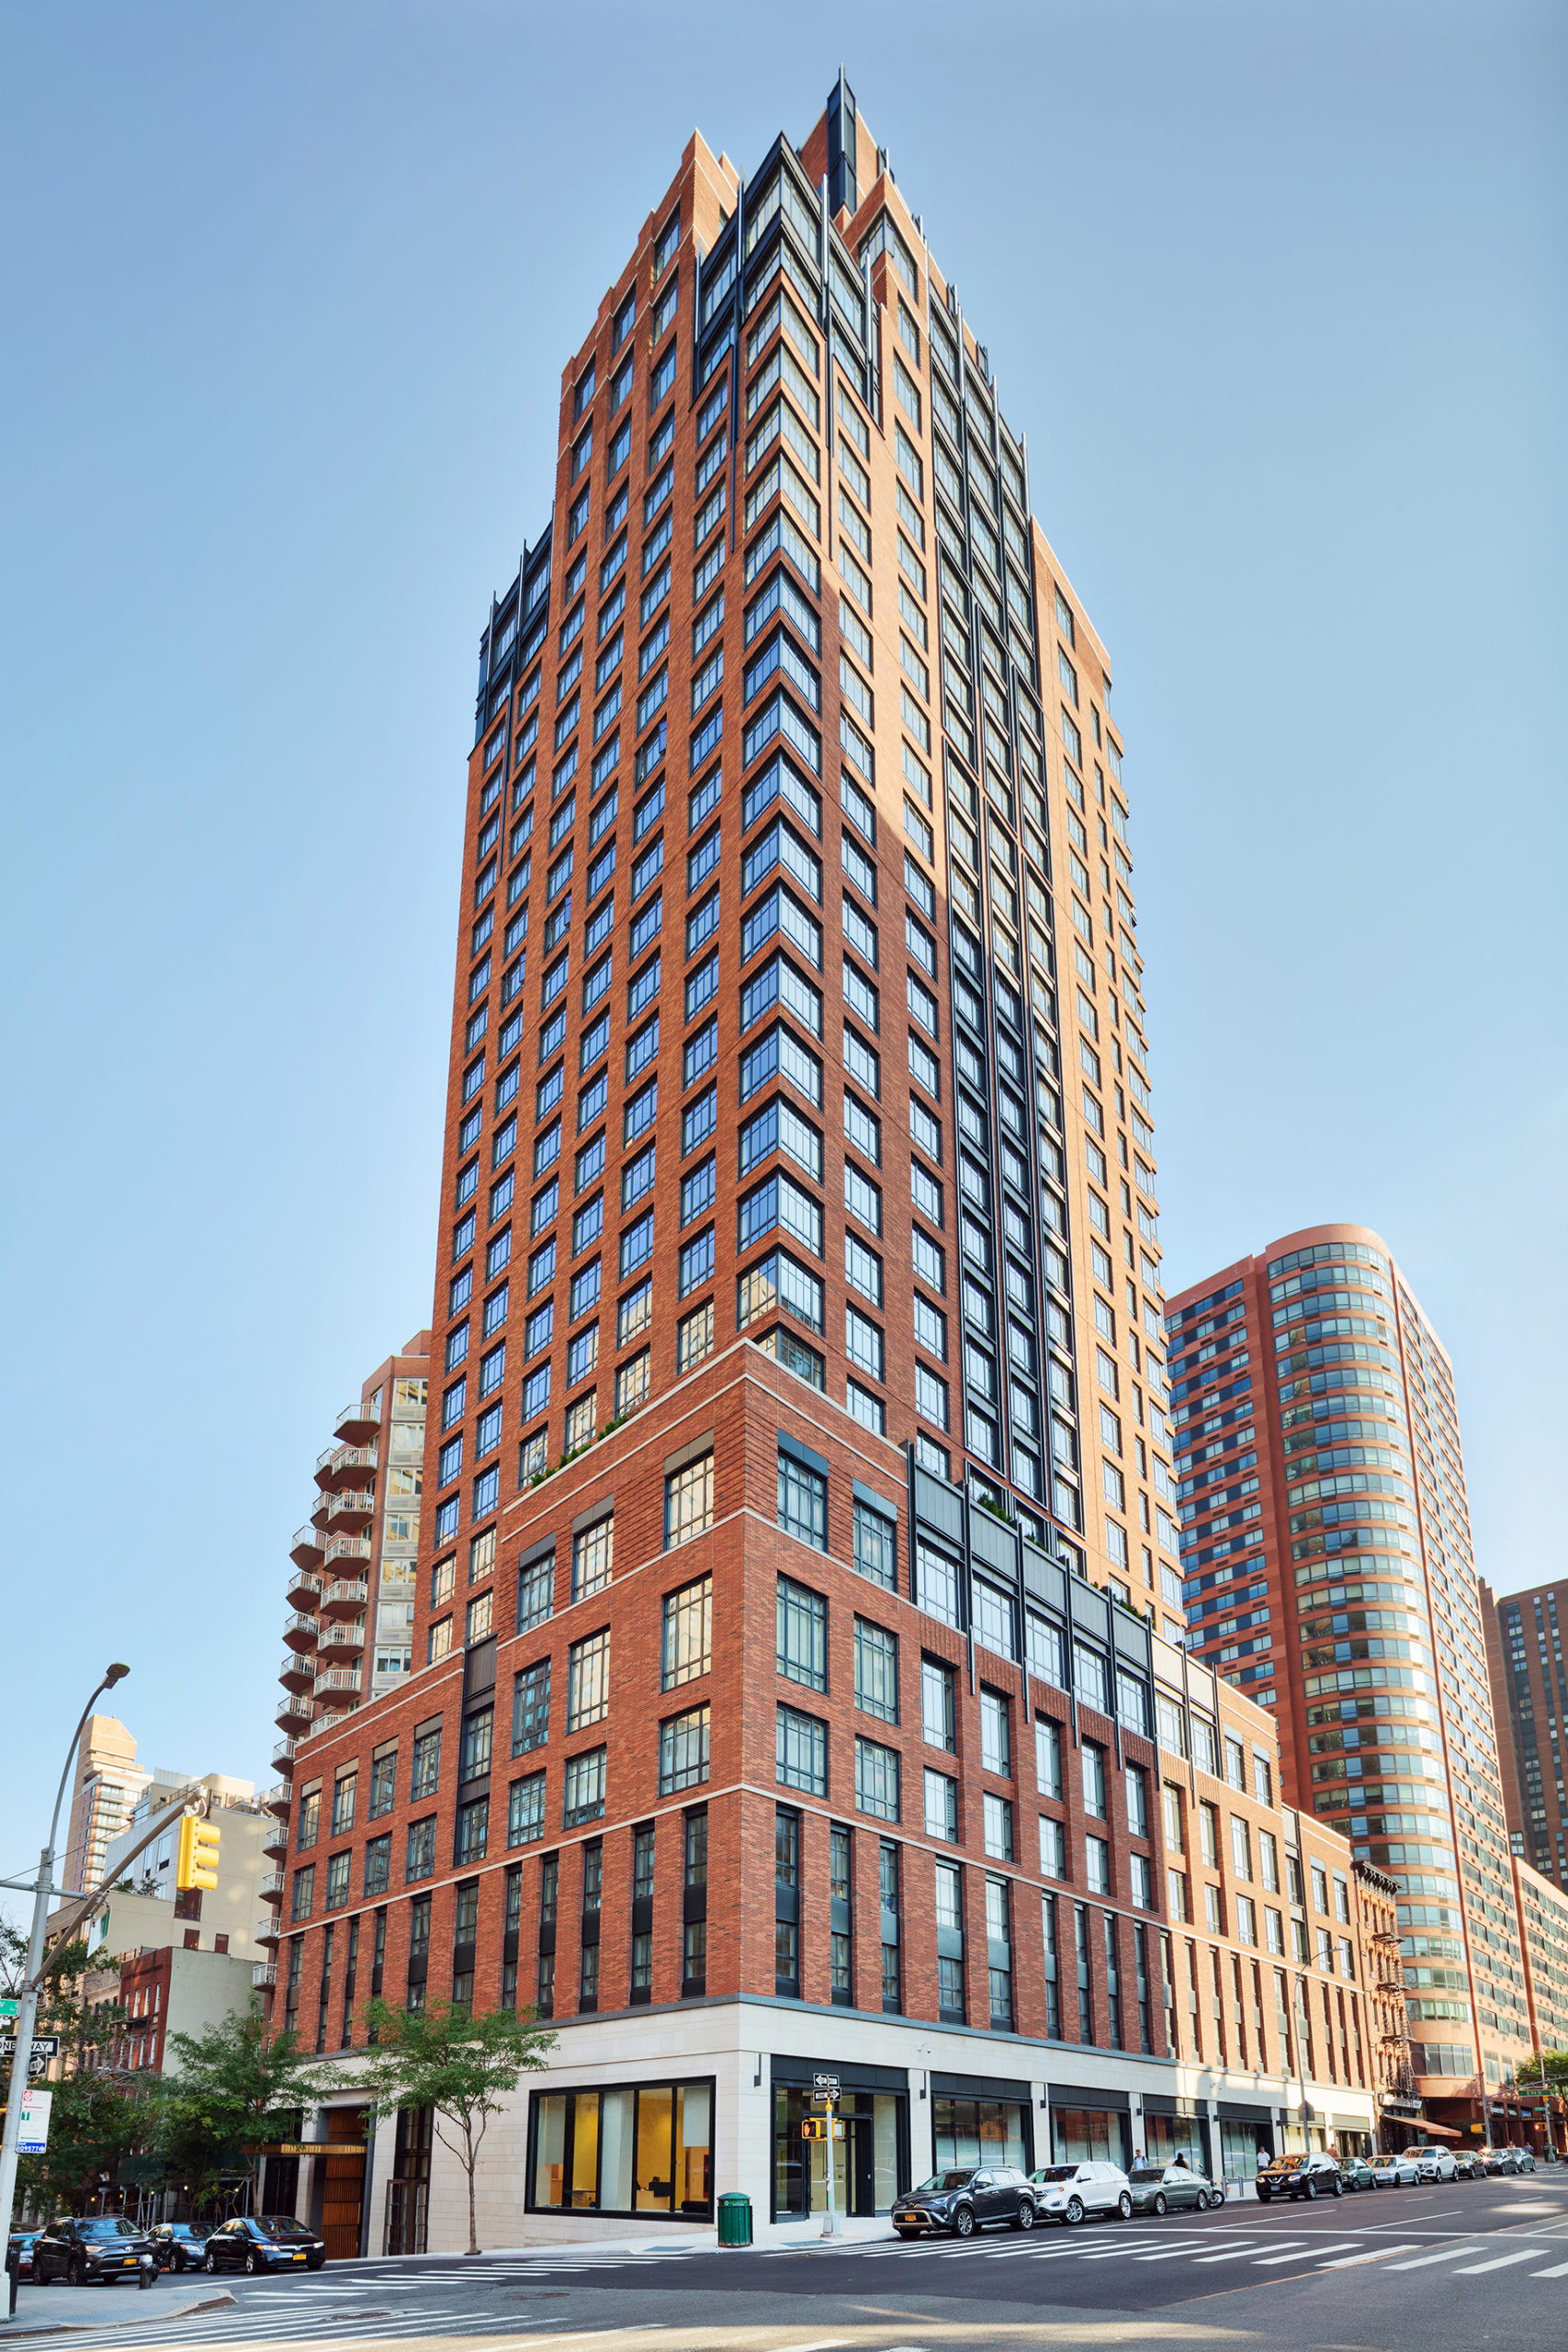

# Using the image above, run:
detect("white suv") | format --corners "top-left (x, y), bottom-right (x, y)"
top-left (1411, 2144), bottom-right (1457, 2181)
top-left (1029, 2160), bottom-right (1134, 2224)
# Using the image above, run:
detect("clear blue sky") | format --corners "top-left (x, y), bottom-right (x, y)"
top-left (4, 1), bottom-right (1562, 1871)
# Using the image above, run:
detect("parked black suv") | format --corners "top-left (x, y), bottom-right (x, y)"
top-left (34, 2217), bottom-right (157, 2285)
top-left (892, 2165), bottom-right (1037, 2238)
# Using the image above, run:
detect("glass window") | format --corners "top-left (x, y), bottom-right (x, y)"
top-left (921, 1657), bottom-right (955, 1750)
top-left (572, 1515), bottom-right (614, 1600)
top-left (665, 1453), bottom-right (714, 1546)
top-left (567, 1629), bottom-right (611, 1730)
top-left (563, 1747), bottom-right (607, 1827)
top-left (856, 1736), bottom-right (900, 1822)
top-left (852, 1498), bottom-right (897, 1589)
top-left (661, 1576), bottom-right (712, 1688)
top-left (778, 1450), bottom-right (828, 1549)
top-left (530, 2079), bottom-right (712, 2217)
top-left (660, 1705), bottom-right (710, 1793)
top-left (776, 1703), bottom-right (827, 1795)
top-left (853, 1617), bottom-right (898, 1722)
top-left (777, 1575), bottom-right (827, 1690)
top-left (980, 1690), bottom-right (1011, 1777)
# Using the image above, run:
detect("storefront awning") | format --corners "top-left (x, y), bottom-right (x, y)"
top-left (1414, 2120), bottom-right (1462, 2140)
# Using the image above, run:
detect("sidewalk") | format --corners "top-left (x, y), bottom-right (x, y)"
top-left (5, 2282), bottom-right (234, 2335)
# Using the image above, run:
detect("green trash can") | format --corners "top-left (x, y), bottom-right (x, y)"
top-left (716, 2191), bottom-right (753, 2247)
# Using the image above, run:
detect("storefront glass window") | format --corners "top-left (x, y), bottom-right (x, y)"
top-left (528, 2079), bottom-right (714, 2217)
top-left (773, 2083), bottom-right (906, 2216)
top-left (1051, 2103), bottom-right (1130, 2169)
top-left (933, 2095), bottom-right (1029, 2172)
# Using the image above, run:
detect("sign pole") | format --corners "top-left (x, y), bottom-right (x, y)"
top-left (814, 2073), bottom-right (841, 2240)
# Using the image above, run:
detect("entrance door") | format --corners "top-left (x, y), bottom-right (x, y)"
top-left (320, 2108), bottom-right (368, 2260)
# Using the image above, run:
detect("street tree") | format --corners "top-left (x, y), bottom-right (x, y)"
top-left (345, 1998), bottom-right (556, 2256)
top-left (150, 1997), bottom-right (335, 2218)
top-left (2, 1923), bottom-right (141, 2216)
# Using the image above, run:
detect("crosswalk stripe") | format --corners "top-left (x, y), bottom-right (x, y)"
top-left (1317, 2243), bottom-right (1423, 2267)
top-left (1453, 2248), bottom-right (1548, 2274)
top-left (1386, 2246), bottom-right (1488, 2269)
top-left (1531, 2260), bottom-right (1568, 2277)
top-left (1248, 2244), bottom-right (1348, 2265)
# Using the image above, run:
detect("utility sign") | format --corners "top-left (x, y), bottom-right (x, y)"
top-left (812, 2072), bottom-right (840, 2095)
top-left (2, 2036), bottom-right (59, 2059)
top-left (17, 2089), bottom-right (51, 2154)
top-left (0, 1999), bottom-right (18, 2018)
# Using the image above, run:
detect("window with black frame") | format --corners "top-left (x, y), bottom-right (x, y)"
top-left (529, 2080), bottom-right (713, 2216)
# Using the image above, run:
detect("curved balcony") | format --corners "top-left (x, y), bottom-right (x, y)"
top-left (252, 1961), bottom-right (277, 1989)
top-left (314, 1667), bottom-right (362, 1711)
top-left (277, 1651), bottom-right (317, 1694)
top-left (271, 1737), bottom-right (299, 1776)
top-left (258, 1871), bottom-right (286, 1907)
top-left (254, 1917), bottom-right (281, 1951)
top-left (289, 1523), bottom-right (327, 1570)
top-left (323, 1534), bottom-right (373, 1577)
top-left (281, 1611), bottom-right (319, 1657)
top-left (262, 1817), bottom-right (288, 1862)
top-left (318, 1618), bottom-right (366, 1663)
top-left (286, 1564), bottom-right (323, 1611)
top-left (320, 1576), bottom-right (369, 1620)
top-left (310, 1490), bottom-right (333, 1531)
top-left (275, 1687), bottom-right (313, 1735)
top-left (264, 1781), bottom-right (291, 1816)
top-left (335, 1397), bottom-right (381, 1446)
top-left (316, 1442), bottom-right (378, 1494)
top-left (326, 1487), bottom-right (376, 1534)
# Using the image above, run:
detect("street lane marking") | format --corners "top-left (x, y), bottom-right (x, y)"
top-left (1453, 2247), bottom-right (1548, 2273)
top-left (1318, 2244), bottom-right (1424, 2266)
top-left (1195, 2245), bottom-right (1317, 2264)
top-left (1531, 2259), bottom-right (1568, 2276)
top-left (1385, 2246), bottom-right (1488, 2268)
top-left (1248, 2241), bottom-right (1359, 2265)
top-left (1134, 2245), bottom-right (1242, 2262)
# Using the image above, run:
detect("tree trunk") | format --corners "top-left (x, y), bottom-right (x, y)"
top-left (466, 2116), bottom-right (479, 2256)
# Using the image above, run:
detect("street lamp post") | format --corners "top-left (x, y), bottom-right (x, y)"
top-left (0, 1665), bottom-right (130, 2312)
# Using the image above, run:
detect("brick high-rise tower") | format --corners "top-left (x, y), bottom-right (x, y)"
top-left (1481, 1574), bottom-right (1568, 1888)
top-left (264, 81), bottom-right (1388, 2254)
top-left (1167, 1224), bottom-right (1528, 2137)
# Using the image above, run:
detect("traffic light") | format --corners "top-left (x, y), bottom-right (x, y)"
top-left (175, 1815), bottom-right (220, 1892)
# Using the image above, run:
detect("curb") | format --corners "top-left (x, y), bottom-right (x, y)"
top-left (3, 2290), bottom-right (236, 2336)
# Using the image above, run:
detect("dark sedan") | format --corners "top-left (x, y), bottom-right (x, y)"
top-left (892, 2165), bottom-right (1037, 2239)
top-left (149, 2222), bottom-right (209, 2273)
top-left (6, 2233), bottom-right (41, 2282)
top-left (34, 2217), bottom-right (157, 2285)
top-left (203, 2216), bottom-right (325, 2275)
top-left (1124, 2162), bottom-right (1220, 2214)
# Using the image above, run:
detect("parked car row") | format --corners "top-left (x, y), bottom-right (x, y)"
top-left (892, 2158), bottom-right (1226, 2237)
top-left (10, 2215), bottom-right (325, 2286)
top-left (890, 2139), bottom-right (1546, 2235)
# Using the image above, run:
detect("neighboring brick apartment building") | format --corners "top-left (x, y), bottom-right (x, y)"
top-left (1166, 1227), bottom-right (1528, 2142)
top-left (261, 78), bottom-right (1380, 2249)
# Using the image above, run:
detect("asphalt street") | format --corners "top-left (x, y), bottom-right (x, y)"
top-left (7, 2178), bottom-right (1566, 2352)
